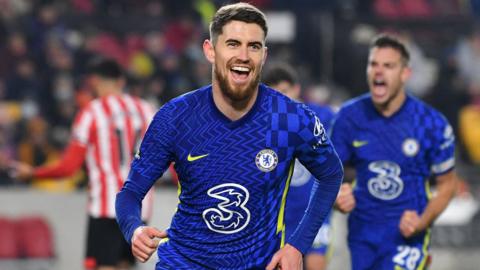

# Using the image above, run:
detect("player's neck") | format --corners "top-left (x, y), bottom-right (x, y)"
top-left (375, 90), bottom-right (406, 117)
top-left (212, 84), bottom-right (259, 121)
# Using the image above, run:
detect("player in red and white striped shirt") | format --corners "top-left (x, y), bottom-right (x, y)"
top-left (12, 58), bottom-right (155, 270)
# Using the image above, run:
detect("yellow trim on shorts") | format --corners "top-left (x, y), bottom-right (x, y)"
top-left (416, 228), bottom-right (431, 270)
top-left (276, 160), bottom-right (295, 247)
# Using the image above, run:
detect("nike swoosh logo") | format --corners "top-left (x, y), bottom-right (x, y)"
top-left (187, 153), bottom-right (209, 162)
top-left (352, 140), bottom-right (368, 148)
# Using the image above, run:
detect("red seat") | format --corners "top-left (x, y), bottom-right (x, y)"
top-left (0, 217), bottom-right (20, 258)
top-left (16, 216), bottom-right (55, 258)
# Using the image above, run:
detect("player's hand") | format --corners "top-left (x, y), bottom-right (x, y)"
top-left (399, 210), bottom-right (422, 238)
top-left (266, 244), bottom-right (303, 270)
top-left (8, 161), bottom-right (34, 181)
top-left (335, 183), bottom-right (355, 213)
top-left (131, 226), bottom-right (167, 263)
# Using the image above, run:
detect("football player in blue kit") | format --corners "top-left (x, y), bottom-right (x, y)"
top-left (263, 63), bottom-right (335, 270)
top-left (331, 34), bottom-right (458, 270)
top-left (115, 3), bottom-right (343, 270)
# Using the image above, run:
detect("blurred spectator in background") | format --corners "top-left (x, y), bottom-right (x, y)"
top-left (453, 27), bottom-right (480, 100)
top-left (16, 115), bottom-right (83, 191)
top-left (452, 27), bottom-right (480, 165)
top-left (0, 32), bottom-right (31, 78)
top-left (9, 58), bottom-right (156, 270)
top-left (459, 101), bottom-right (480, 165)
top-left (399, 30), bottom-right (439, 98)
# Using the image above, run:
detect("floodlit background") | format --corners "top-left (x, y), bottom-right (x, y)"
top-left (0, 0), bottom-right (479, 269)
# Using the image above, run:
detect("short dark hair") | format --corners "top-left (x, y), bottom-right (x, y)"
top-left (370, 34), bottom-right (410, 65)
top-left (209, 2), bottom-right (268, 44)
top-left (263, 63), bottom-right (298, 86)
top-left (86, 57), bottom-right (124, 79)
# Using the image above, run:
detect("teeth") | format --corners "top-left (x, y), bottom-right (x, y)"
top-left (374, 78), bottom-right (386, 85)
top-left (231, 66), bottom-right (250, 72)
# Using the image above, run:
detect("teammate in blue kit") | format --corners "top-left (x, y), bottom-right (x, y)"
top-left (115, 3), bottom-right (343, 270)
top-left (331, 34), bottom-right (458, 270)
top-left (263, 63), bottom-right (335, 270)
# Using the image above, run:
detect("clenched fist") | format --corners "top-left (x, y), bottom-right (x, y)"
top-left (131, 226), bottom-right (167, 262)
top-left (335, 183), bottom-right (356, 214)
top-left (399, 210), bottom-right (422, 238)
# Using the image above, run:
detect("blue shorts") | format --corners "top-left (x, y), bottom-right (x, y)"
top-left (348, 215), bottom-right (430, 270)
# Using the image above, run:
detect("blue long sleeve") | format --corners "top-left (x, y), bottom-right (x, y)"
top-left (116, 170), bottom-right (151, 244)
top-left (287, 150), bottom-right (343, 254)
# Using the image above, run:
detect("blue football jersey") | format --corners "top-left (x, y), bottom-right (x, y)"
top-left (119, 84), bottom-right (342, 269)
top-left (330, 94), bottom-right (455, 221)
top-left (284, 104), bottom-right (335, 242)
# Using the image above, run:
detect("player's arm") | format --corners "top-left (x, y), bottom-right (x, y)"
top-left (10, 140), bottom-right (87, 181)
top-left (328, 110), bottom-right (356, 213)
top-left (287, 109), bottom-right (344, 254)
top-left (268, 108), bottom-right (343, 269)
top-left (400, 117), bottom-right (457, 238)
top-left (10, 108), bottom-right (93, 181)
top-left (399, 170), bottom-right (457, 238)
top-left (115, 104), bottom-right (176, 262)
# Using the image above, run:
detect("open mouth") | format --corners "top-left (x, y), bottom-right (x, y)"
top-left (230, 65), bottom-right (251, 84)
top-left (372, 78), bottom-right (387, 97)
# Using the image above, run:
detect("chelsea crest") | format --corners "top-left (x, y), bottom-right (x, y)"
top-left (402, 138), bottom-right (419, 157)
top-left (255, 149), bottom-right (278, 172)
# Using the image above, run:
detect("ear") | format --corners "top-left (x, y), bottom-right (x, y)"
top-left (401, 66), bottom-right (411, 83)
top-left (292, 83), bottom-right (301, 99)
top-left (203, 39), bottom-right (215, 64)
top-left (262, 46), bottom-right (268, 65)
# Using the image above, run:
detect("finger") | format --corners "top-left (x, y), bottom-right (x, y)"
top-left (134, 238), bottom-right (157, 255)
top-left (341, 183), bottom-right (352, 192)
top-left (145, 227), bottom-right (166, 238)
top-left (150, 227), bottom-right (167, 239)
top-left (139, 230), bottom-right (162, 248)
top-left (337, 195), bottom-right (351, 205)
top-left (266, 255), bottom-right (280, 270)
top-left (143, 236), bottom-right (160, 249)
top-left (133, 247), bottom-right (151, 262)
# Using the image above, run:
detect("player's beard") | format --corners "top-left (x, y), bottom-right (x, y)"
top-left (214, 62), bottom-right (261, 109)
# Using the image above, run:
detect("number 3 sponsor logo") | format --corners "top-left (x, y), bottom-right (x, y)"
top-left (202, 183), bottom-right (251, 234)
top-left (367, 161), bottom-right (404, 200)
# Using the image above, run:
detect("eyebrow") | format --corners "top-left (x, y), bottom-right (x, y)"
top-left (369, 59), bottom-right (398, 66)
top-left (224, 38), bottom-right (264, 47)
top-left (225, 38), bottom-right (240, 44)
top-left (248, 41), bottom-right (263, 48)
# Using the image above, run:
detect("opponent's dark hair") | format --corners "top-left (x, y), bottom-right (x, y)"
top-left (86, 57), bottom-right (124, 79)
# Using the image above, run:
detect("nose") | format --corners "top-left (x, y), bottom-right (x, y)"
top-left (237, 45), bottom-right (249, 62)
top-left (373, 66), bottom-right (384, 75)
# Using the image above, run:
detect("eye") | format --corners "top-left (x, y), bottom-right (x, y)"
top-left (226, 41), bottom-right (239, 48)
top-left (250, 44), bottom-right (261, 50)
top-left (249, 43), bottom-right (262, 51)
top-left (385, 63), bottom-right (395, 69)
